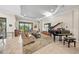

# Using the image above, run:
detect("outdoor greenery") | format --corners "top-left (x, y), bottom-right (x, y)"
top-left (19, 22), bottom-right (32, 32)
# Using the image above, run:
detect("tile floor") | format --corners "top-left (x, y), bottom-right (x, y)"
top-left (0, 34), bottom-right (79, 54)
top-left (33, 41), bottom-right (79, 54)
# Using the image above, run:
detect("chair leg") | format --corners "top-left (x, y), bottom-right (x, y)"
top-left (68, 42), bottom-right (70, 48)
top-left (53, 36), bottom-right (55, 42)
top-left (74, 41), bottom-right (76, 47)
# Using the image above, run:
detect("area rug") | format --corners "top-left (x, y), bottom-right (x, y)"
top-left (23, 34), bottom-right (53, 54)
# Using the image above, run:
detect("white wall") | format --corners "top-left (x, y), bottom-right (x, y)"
top-left (0, 13), bottom-right (16, 48)
top-left (0, 13), bottom-right (16, 33)
top-left (73, 9), bottom-right (79, 41)
top-left (40, 16), bottom-right (64, 31)
top-left (0, 5), bottom-right (21, 33)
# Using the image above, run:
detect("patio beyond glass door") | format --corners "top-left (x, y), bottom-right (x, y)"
top-left (19, 22), bottom-right (33, 32)
top-left (24, 24), bottom-right (29, 32)
top-left (19, 23), bottom-right (25, 32)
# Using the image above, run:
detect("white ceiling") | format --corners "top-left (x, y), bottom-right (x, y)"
top-left (21, 5), bottom-right (58, 19)
top-left (0, 5), bottom-right (21, 15)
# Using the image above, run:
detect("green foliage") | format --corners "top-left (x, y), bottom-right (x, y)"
top-left (19, 23), bottom-right (32, 32)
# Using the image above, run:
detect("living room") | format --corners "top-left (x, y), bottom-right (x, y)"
top-left (0, 5), bottom-right (79, 54)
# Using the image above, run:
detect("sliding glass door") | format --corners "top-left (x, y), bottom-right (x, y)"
top-left (0, 18), bottom-right (6, 38)
top-left (19, 22), bottom-right (33, 32)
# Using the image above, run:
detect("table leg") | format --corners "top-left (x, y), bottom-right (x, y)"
top-left (63, 40), bottom-right (65, 45)
top-left (53, 36), bottom-right (55, 42)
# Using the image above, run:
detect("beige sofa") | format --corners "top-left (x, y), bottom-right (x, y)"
top-left (21, 32), bottom-right (36, 46)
